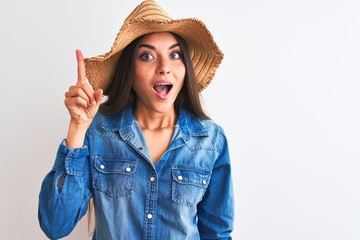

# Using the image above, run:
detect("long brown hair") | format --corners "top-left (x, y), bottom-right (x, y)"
top-left (99, 32), bottom-right (210, 119)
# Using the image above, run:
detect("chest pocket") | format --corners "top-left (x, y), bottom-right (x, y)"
top-left (171, 166), bottom-right (211, 206)
top-left (93, 156), bottom-right (138, 197)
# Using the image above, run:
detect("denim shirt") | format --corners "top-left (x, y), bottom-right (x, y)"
top-left (38, 106), bottom-right (234, 240)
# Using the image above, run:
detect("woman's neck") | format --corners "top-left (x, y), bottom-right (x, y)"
top-left (134, 106), bottom-right (177, 131)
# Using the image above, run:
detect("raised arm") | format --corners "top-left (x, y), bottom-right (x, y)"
top-left (64, 49), bottom-right (102, 148)
top-left (38, 50), bottom-right (102, 239)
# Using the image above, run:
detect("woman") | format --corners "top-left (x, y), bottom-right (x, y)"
top-left (38, 1), bottom-right (234, 239)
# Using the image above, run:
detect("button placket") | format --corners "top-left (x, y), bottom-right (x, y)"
top-left (144, 171), bottom-right (157, 239)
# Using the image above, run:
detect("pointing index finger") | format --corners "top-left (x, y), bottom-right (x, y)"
top-left (76, 49), bottom-right (86, 84)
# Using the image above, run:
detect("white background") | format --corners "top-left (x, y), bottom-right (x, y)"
top-left (1, 0), bottom-right (359, 239)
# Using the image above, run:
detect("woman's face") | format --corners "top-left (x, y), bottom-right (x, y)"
top-left (132, 32), bottom-right (186, 114)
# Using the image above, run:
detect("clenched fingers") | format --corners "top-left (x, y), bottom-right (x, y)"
top-left (66, 83), bottom-right (96, 106)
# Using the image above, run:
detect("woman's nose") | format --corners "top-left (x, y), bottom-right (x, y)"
top-left (157, 57), bottom-right (171, 75)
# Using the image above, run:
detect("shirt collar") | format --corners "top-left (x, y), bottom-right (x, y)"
top-left (101, 106), bottom-right (209, 139)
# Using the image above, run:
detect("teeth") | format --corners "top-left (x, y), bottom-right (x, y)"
top-left (155, 83), bottom-right (171, 86)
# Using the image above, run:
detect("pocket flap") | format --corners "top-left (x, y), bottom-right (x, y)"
top-left (172, 166), bottom-right (211, 188)
top-left (94, 157), bottom-right (137, 174)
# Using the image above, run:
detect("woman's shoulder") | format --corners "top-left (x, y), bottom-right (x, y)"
top-left (198, 118), bottom-right (228, 142)
top-left (88, 110), bottom-right (124, 131)
top-left (199, 117), bottom-right (223, 130)
top-left (180, 108), bottom-right (226, 136)
top-left (91, 111), bottom-right (108, 127)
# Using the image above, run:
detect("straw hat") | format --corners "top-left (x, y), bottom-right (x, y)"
top-left (84, 0), bottom-right (223, 92)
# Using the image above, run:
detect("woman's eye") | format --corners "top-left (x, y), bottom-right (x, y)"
top-left (170, 52), bottom-right (182, 60)
top-left (140, 52), bottom-right (154, 61)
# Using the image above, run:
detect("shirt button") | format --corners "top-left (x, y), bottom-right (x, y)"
top-left (125, 167), bottom-right (131, 172)
top-left (121, 131), bottom-right (127, 136)
top-left (147, 213), bottom-right (153, 219)
top-left (149, 176), bottom-right (155, 182)
top-left (100, 164), bottom-right (105, 169)
top-left (202, 180), bottom-right (207, 185)
top-left (177, 175), bottom-right (183, 181)
top-left (138, 146), bottom-right (143, 151)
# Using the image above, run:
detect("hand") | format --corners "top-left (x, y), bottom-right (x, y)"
top-left (64, 49), bottom-right (103, 128)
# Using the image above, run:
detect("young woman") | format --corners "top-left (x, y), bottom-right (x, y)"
top-left (38, 1), bottom-right (234, 239)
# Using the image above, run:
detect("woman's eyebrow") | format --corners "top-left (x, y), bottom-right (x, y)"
top-left (137, 43), bottom-right (180, 50)
top-left (169, 43), bottom-right (180, 49)
top-left (138, 43), bottom-right (155, 50)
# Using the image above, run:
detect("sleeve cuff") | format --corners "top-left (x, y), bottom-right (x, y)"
top-left (52, 139), bottom-right (89, 176)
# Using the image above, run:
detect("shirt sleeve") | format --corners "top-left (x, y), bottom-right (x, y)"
top-left (197, 132), bottom-right (235, 240)
top-left (38, 139), bottom-right (92, 239)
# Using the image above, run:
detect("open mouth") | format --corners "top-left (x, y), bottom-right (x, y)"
top-left (153, 83), bottom-right (173, 95)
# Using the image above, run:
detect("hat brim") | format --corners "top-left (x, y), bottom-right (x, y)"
top-left (84, 18), bottom-right (223, 92)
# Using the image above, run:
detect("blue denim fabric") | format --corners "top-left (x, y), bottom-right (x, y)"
top-left (38, 106), bottom-right (234, 240)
